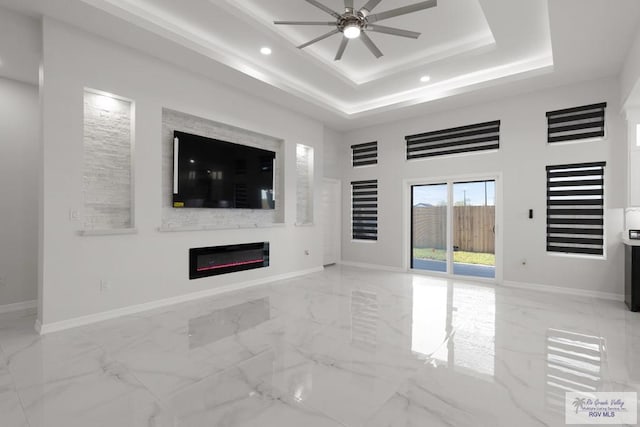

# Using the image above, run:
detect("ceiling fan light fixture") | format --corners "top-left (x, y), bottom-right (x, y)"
top-left (275, 0), bottom-right (438, 60)
top-left (343, 23), bottom-right (361, 39)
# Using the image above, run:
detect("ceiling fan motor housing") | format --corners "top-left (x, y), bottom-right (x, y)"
top-left (337, 10), bottom-right (366, 34)
top-left (274, 0), bottom-right (437, 59)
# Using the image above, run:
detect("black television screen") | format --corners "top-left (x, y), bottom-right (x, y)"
top-left (172, 131), bottom-right (276, 209)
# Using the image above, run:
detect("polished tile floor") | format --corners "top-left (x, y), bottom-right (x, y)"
top-left (1, 265), bottom-right (639, 426)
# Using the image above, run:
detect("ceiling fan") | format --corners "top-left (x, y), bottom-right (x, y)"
top-left (274, 0), bottom-right (437, 61)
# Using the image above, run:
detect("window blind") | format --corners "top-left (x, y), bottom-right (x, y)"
top-left (352, 180), bottom-right (378, 241)
top-left (352, 141), bottom-right (377, 167)
top-left (405, 120), bottom-right (500, 159)
top-left (546, 162), bottom-right (605, 255)
top-left (546, 102), bottom-right (606, 143)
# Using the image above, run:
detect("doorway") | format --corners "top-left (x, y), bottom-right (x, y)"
top-left (321, 178), bottom-right (341, 266)
top-left (411, 178), bottom-right (496, 279)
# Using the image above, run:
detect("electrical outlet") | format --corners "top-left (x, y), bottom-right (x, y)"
top-left (100, 280), bottom-right (112, 292)
top-left (69, 209), bottom-right (79, 221)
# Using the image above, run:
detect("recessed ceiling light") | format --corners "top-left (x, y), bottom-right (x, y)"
top-left (260, 47), bottom-right (272, 56)
top-left (420, 75), bottom-right (431, 83)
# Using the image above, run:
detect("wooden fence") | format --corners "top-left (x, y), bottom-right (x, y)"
top-left (412, 206), bottom-right (495, 253)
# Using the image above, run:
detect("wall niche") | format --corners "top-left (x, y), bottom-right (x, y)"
top-left (161, 109), bottom-right (285, 230)
top-left (82, 89), bottom-right (135, 232)
top-left (296, 143), bottom-right (314, 225)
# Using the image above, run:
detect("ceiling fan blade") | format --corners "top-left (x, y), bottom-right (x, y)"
top-left (304, 0), bottom-right (341, 18)
top-left (274, 21), bottom-right (336, 26)
top-left (360, 32), bottom-right (383, 58)
top-left (367, 0), bottom-right (437, 23)
top-left (297, 29), bottom-right (340, 49)
top-left (361, 0), bottom-right (383, 13)
top-left (344, 0), bottom-right (354, 10)
top-left (366, 24), bottom-right (420, 39)
top-left (335, 37), bottom-right (349, 60)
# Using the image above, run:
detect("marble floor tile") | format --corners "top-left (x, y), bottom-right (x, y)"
top-left (166, 350), bottom-right (346, 427)
top-left (0, 308), bottom-right (41, 363)
top-left (0, 265), bottom-right (639, 426)
top-left (0, 347), bottom-right (29, 427)
top-left (2, 329), bottom-right (171, 427)
top-left (21, 380), bottom-right (174, 427)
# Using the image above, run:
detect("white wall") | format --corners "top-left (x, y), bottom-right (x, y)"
top-left (341, 77), bottom-right (626, 296)
top-left (0, 77), bottom-right (39, 307)
top-left (621, 26), bottom-right (640, 107)
top-left (620, 28), bottom-right (640, 211)
top-left (322, 126), bottom-right (346, 180)
top-left (0, 7), bottom-right (41, 85)
top-left (39, 18), bottom-right (326, 326)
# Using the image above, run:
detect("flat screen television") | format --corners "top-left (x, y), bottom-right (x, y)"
top-left (172, 131), bottom-right (276, 209)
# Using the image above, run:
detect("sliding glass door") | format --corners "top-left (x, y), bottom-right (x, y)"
top-left (411, 179), bottom-right (496, 279)
top-left (452, 181), bottom-right (496, 278)
top-left (411, 184), bottom-right (448, 273)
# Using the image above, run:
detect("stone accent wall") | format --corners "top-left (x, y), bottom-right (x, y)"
top-left (82, 91), bottom-right (133, 230)
top-left (296, 144), bottom-right (313, 224)
top-left (162, 109), bottom-right (285, 229)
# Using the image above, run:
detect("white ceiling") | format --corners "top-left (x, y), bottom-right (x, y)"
top-left (0, 0), bottom-right (639, 130)
top-left (228, 0), bottom-right (496, 85)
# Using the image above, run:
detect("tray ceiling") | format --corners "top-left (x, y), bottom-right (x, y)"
top-left (74, 0), bottom-right (554, 117)
top-left (227, 0), bottom-right (496, 84)
top-left (4, 0), bottom-right (639, 129)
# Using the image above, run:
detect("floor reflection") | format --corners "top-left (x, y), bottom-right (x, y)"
top-left (411, 280), bottom-right (449, 359)
top-left (545, 329), bottom-right (604, 413)
top-left (188, 297), bottom-right (270, 349)
top-left (350, 290), bottom-right (379, 348)
top-left (2, 266), bottom-right (640, 427)
top-left (412, 277), bottom-right (496, 378)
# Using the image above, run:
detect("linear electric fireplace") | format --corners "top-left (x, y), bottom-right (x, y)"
top-left (189, 242), bottom-right (269, 280)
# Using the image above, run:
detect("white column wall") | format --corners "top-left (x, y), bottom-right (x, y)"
top-left (0, 78), bottom-right (39, 308)
top-left (39, 18), bottom-right (326, 326)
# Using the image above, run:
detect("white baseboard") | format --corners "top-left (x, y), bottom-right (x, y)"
top-left (34, 267), bottom-right (624, 334)
top-left (502, 280), bottom-right (624, 302)
top-left (38, 266), bottom-right (324, 335)
top-left (338, 261), bottom-right (405, 273)
top-left (0, 299), bottom-right (36, 314)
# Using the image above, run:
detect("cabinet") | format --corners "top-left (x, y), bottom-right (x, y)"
top-left (625, 244), bottom-right (640, 312)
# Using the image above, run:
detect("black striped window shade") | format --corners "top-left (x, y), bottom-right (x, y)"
top-left (546, 102), bottom-right (606, 143)
top-left (352, 180), bottom-right (378, 241)
top-left (546, 162), bottom-right (605, 256)
top-left (352, 142), bottom-right (377, 167)
top-left (405, 120), bottom-right (500, 159)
